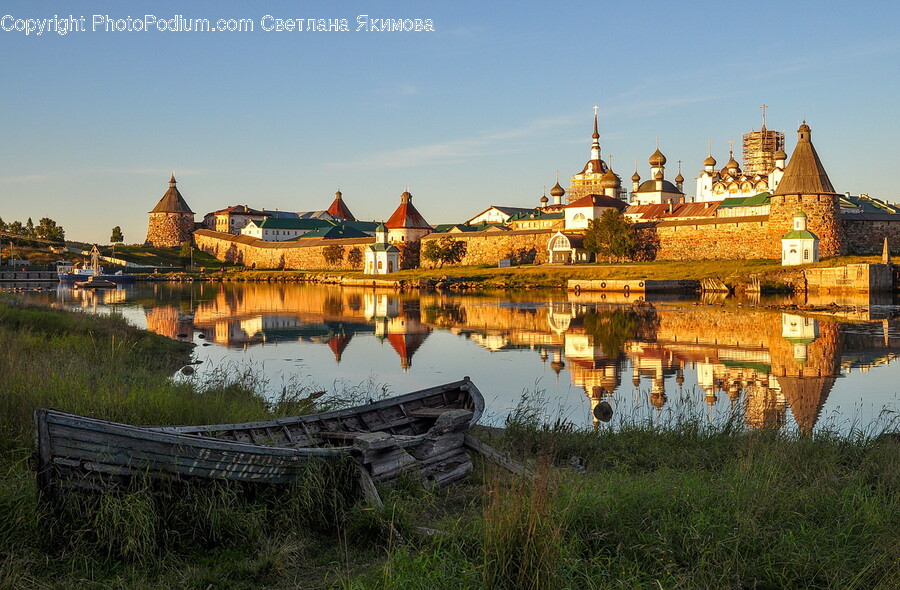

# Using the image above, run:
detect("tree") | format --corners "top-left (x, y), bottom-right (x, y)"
top-left (180, 240), bottom-right (193, 268)
top-left (35, 217), bottom-right (65, 242)
top-left (0, 217), bottom-right (6, 232)
top-left (583, 209), bottom-right (636, 262)
top-left (7, 221), bottom-right (24, 236)
top-left (421, 236), bottom-right (467, 268)
top-left (347, 247), bottom-right (363, 268)
top-left (323, 244), bottom-right (345, 266)
top-left (25, 218), bottom-right (34, 237)
top-left (110, 226), bottom-right (124, 243)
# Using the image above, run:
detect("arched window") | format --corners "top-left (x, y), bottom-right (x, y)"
top-left (804, 249), bottom-right (809, 260)
top-left (378, 260), bottom-right (383, 270)
top-left (388, 261), bottom-right (394, 273)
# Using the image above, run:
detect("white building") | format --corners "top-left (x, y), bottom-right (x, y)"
top-left (240, 218), bottom-right (331, 241)
top-left (364, 223), bottom-right (400, 274)
top-left (563, 194), bottom-right (627, 231)
top-left (781, 209), bottom-right (819, 266)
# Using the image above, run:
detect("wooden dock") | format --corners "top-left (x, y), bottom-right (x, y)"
top-left (567, 279), bottom-right (698, 294)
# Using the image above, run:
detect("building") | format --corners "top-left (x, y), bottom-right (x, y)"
top-left (145, 174), bottom-right (195, 247)
top-left (384, 190), bottom-right (432, 243)
top-left (769, 122), bottom-right (843, 257)
top-left (205, 205), bottom-right (268, 234)
top-left (781, 209), bottom-right (819, 266)
top-left (364, 223), bottom-right (400, 274)
top-left (241, 217), bottom-right (333, 241)
top-left (567, 108), bottom-right (625, 202)
top-left (466, 205), bottom-right (536, 226)
top-left (564, 194), bottom-right (628, 231)
top-left (695, 111), bottom-right (787, 202)
top-left (326, 190), bottom-right (356, 221)
top-left (630, 147), bottom-right (685, 205)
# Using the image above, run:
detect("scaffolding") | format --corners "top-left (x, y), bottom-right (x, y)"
top-left (742, 127), bottom-right (784, 176)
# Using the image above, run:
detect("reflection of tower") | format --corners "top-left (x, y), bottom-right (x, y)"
top-left (385, 303), bottom-right (432, 371)
top-left (772, 314), bottom-right (841, 434)
top-left (326, 332), bottom-right (353, 363)
top-left (744, 379), bottom-right (787, 429)
top-left (649, 371), bottom-right (667, 410)
top-left (588, 386), bottom-right (613, 428)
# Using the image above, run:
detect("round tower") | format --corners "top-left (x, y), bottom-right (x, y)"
top-left (768, 122), bottom-right (843, 257)
top-left (145, 174), bottom-right (195, 247)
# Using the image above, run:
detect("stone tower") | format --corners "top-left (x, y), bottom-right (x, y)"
top-left (768, 122), bottom-right (842, 257)
top-left (146, 173), bottom-right (196, 247)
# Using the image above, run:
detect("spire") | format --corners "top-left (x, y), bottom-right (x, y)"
top-left (169, 172), bottom-right (176, 186)
top-left (589, 106), bottom-right (601, 165)
top-left (592, 105), bottom-right (599, 139)
top-left (150, 172), bottom-right (193, 214)
top-left (760, 103), bottom-right (768, 130)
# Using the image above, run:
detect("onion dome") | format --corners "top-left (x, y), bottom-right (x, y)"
top-left (550, 181), bottom-right (565, 198)
top-left (704, 154), bottom-right (717, 167)
top-left (794, 208), bottom-right (808, 219)
top-left (540, 194), bottom-right (549, 205)
top-left (600, 169), bottom-right (619, 189)
top-left (632, 170), bottom-right (641, 182)
top-left (675, 172), bottom-right (685, 183)
top-left (649, 148), bottom-right (667, 167)
top-left (774, 148), bottom-right (787, 160)
top-left (654, 169), bottom-right (664, 180)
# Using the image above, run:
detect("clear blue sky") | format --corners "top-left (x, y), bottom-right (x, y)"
top-left (2, 0), bottom-right (898, 243)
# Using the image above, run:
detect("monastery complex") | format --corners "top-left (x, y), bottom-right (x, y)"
top-left (143, 108), bottom-right (900, 272)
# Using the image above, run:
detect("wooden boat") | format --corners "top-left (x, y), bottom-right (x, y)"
top-left (35, 377), bottom-right (485, 501)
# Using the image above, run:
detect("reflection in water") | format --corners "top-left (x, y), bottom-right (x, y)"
top-left (26, 283), bottom-right (900, 433)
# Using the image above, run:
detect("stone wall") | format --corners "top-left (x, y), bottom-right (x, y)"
top-left (419, 229), bottom-right (552, 268)
top-left (194, 229), bottom-right (371, 270)
top-left (639, 216), bottom-right (774, 260)
top-left (842, 217), bottom-right (900, 255)
top-left (146, 212), bottom-right (195, 247)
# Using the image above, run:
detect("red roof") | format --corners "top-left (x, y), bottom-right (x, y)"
top-left (385, 192), bottom-right (431, 229)
top-left (626, 202), bottom-right (719, 220)
top-left (326, 192), bottom-right (356, 221)
top-left (566, 194), bottom-right (627, 211)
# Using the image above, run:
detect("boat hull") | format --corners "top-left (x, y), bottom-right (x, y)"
top-left (35, 378), bottom-right (484, 499)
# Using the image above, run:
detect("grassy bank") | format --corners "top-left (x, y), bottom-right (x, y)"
top-left (1, 298), bottom-right (897, 588)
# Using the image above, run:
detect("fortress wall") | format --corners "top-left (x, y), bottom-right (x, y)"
top-left (193, 230), bottom-right (370, 270)
top-left (419, 229), bottom-right (552, 267)
top-left (842, 218), bottom-right (900, 255)
top-left (637, 216), bottom-right (777, 260)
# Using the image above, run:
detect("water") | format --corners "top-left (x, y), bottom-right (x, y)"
top-left (15, 281), bottom-right (900, 434)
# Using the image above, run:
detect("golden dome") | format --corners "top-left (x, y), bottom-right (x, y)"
top-left (600, 169), bottom-right (619, 189)
top-left (649, 148), bottom-right (667, 167)
top-left (550, 181), bottom-right (565, 198)
top-left (704, 155), bottom-right (717, 167)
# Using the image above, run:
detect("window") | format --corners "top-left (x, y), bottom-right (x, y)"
top-left (804, 249), bottom-right (809, 260)
top-left (378, 261), bottom-right (383, 270)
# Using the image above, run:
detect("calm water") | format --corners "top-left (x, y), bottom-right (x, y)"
top-left (16, 282), bottom-right (900, 434)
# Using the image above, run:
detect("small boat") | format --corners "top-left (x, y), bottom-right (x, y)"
top-left (35, 378), bottom-right (485, 501)
top-left (57, 246), bottom-right (136, 284)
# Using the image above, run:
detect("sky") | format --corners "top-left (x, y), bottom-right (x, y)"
top-left (2, 0), bottom-right (899, 244)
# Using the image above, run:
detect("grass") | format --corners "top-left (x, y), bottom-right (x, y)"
top-left (1, 298), bottom-right (898, 588)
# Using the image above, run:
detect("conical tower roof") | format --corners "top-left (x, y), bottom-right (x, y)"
top-left (773, 122), bottom-right (836, 195)
top-left (385, 190), bottom-right (431, 229)
top-left (150, 173), bottom-right (194, 214)
top-left (327, 190), bottom-right (356, 221)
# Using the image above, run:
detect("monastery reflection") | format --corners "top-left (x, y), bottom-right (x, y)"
top-left (133, 283), bottom-right (900, 432)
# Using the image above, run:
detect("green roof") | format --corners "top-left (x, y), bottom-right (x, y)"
top-left (782, 229), bottom-right (818, 240)
top-left (720, 359), bottom-right (772, 373)
top-left (369, 243), bottom-right (399, 252)
top-left (300, 224), bottom-right (370, 239)
top-left (718, 193), bottom-right (771, 208)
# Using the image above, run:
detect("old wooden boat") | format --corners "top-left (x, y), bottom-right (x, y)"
top-left (35, 377), bottom-right (485, 500)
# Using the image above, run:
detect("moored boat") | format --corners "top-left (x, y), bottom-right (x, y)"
top-left (34, 377), bottom-right (485, 501)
